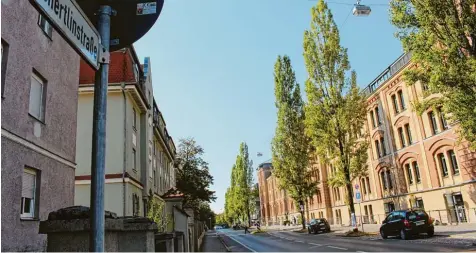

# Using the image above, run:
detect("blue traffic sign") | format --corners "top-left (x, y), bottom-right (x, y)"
top-left (356, 192), bottom-right (361, 200)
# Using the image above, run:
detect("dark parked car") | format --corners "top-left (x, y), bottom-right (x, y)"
top-left (307, 218), bottom-right (331, 234)
top-left (380, 210), bottom-right (434, 240)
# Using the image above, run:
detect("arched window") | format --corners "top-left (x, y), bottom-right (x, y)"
top-left (412, 161), bottom-right (421, 183)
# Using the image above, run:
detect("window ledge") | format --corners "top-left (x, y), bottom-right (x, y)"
top-left (28, 113), bottom-right (45, 125)
top-left (20, 218), bottom-right (39, 221)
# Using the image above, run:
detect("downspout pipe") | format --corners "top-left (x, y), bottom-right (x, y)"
top-left (121, 82), bottom-right (127, 217)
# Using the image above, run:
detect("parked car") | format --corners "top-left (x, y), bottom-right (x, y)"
top-left (380, 209), bottom-right (434, 240)
top-left (307, 218), bottom-right (331, 234)
top-left (214, 225), bottom-right (223, 230)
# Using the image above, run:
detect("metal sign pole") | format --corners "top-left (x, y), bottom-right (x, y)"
top-left (90, 5), bottom-right (112, 252)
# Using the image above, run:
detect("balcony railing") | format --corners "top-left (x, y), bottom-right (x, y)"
top-left (153, 100), bottom-right (176, 158)
top-left (362, 52), bottom-right (412, 97)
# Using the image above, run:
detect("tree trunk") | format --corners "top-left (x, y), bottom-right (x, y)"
top-left (344, 166), bottom-right (357, 231)
top-left (301, 209), bottom-right (306, 230)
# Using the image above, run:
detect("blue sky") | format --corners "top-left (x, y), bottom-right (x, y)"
top-left (134, 0), bottom-right (404, 213)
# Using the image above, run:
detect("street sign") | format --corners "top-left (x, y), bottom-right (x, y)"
top-left (356, 192), bottom-right (361, 200)
top-left (355, 184), bottom-right (359, 190)
top-left (32, 0), bottom-right (100, 69)
top-left (76, 0), bottom-right (164, 52)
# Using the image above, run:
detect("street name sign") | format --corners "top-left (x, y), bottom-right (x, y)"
top-left (32, 0), bottom-right (101, 69)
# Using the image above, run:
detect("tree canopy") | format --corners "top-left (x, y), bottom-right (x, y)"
top-left (303, 0), bottom-right (368, 227)
top-left (175, 137), bottom-right (216, 210)
top-left (272, 55), bottom-right (315, 229)
top-left (390, 0), bottom-right (476, 149)
top-left (224, 142), bottom-right (254, 226)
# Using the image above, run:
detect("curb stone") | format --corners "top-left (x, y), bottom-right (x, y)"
top-left (217, 234), bottom-right (232, 252)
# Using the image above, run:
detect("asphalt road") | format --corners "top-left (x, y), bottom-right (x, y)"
top-left (217, 229), bottom-right (476, 252)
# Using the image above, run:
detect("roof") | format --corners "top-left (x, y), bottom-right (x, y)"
top-left (161, 187), bottom-right (184, 199)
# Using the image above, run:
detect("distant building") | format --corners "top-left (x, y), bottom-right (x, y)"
top-left (74, 48), bottom-right (177, 217)
top-left (1, 1), bottom-right (80, 251)
top-left (258, 53), bottom-right (476, 227)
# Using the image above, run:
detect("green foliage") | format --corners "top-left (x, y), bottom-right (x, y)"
top-left (390, 0), bottom-right (476, 149)
top-left (224, 143), bottom-right (255, 226)
top-left (271, 55), bottom-right (315, 229)
top-left (197, 202), bottom-right (216, 228)
top-left (412, 97), bottom-right (444, 115)
top-left (146, 192), bottom-right (171, 233)
top-left (175, 138), bottom-right (216, 210)
top-left (303, 0), bottom-right (369, 221)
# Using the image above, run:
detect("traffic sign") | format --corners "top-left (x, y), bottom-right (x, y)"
top-left (356, 192), bottom-right (361, 200)
top-left (32, 0), bottom-right (100, 69)
top-left (355, 184), bottom-right (359, 190)
top-left (76, 0), bottom-right (165, 52)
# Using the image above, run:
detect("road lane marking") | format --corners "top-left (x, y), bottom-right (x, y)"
top-left (224, 234), bottom-right (257, 253)
top-left (295, 240), bottom-right (304, 243)
top-left (327, 245), bottom-right (348, 250)
top-left (309, 243), bottom-right (322, 246)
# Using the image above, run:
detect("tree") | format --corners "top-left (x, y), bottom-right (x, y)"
top-left (303, 0), bottom-right (368, 230)
top-left (197, 202), bottom-right (216, 229)
top-left (232, 142), bottom-right (254, 226)
top-left (390, 0), bottom-right (476, 149)
top-left (271, 55), bottom-right (315, 230)
top-left (175, 138), bottom-right (216, 210)
top-left (146, 190), bottom-right (171, 233)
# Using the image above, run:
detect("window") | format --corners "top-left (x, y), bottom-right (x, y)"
top-left (29, 72), bottom-right (46, 121)
top-left (448, 150), bottom-right (459, 175)
top-left (21, 168), bottom-right (38, 219)
top-left (412, 161), bottom-right (421, 183)
top-left (381, 171), bottom-right (387, 190)
top-left (153, 170), bottom-right (156, 187)
top-left (391, 94), bottom-right (399, 114)
top-left (437, 107), bottom-right (448, 130)
top-left (404, 124), bottom-right (413, 144)
top-left (375, 140), bottom-right (381, 158)
top-left (438, 153), bottom-right (449, 177)
top-left (132, 108), bottom-right (137, 130)
top-left (428, 111), bottom-right (438, 135)
top-left (380, 137), bottom-right (387, 156)
top-left (398, 127), bottom-right (406, 148)
top-left (398, 90), bottom-right (406, 110)
top-left (405, 164), bottom-right (413, 184)
top-left (38, 14), bottom-right (52, 38)
top-left (366, 177), bottom-right (371, 193)
top-left (1, 39), bottom-right (9, 97)
top-left (132, 194), bottom-right (140, 216)
top-left (148, 159), bottom-right (152, 178)
top-left (132, 148), bottom-right (137, 172)
top-left (386, 170), bottom-right (393, 189)
top-left (370, 111), bottom-right (376, 128)
top-left (133, 63), bottom-right (139, 82)
top-left (384, 202), bottom-right (395, 214)
top-left (422, 83), bottom-right (429, 91)
top-left (375, 107), bottom-right (382, 125)
top-left (415, 198), bottom-right (424, 209)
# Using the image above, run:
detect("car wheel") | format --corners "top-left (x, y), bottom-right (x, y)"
top-left (427, 228), bottom-right (434, 237)
top-left (400, 229), bottom-right (409, 240)
top-left (380, 229), bottom-right (387, 239)
top-left (308, 228), bottom-right (311, 234)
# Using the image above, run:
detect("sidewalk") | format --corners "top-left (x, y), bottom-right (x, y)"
top-left (201, 231), bottom-right (229, 252)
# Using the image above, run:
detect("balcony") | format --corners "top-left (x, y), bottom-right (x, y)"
top-left (153, 100), bottom-right (176, 158)
top-left (362, 52), bottom-right (412, 97)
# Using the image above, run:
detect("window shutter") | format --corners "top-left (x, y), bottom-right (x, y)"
top-left (22, 172), bottom-right (36, 198)
top-left (29, 74), bottom-right (43, 119)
